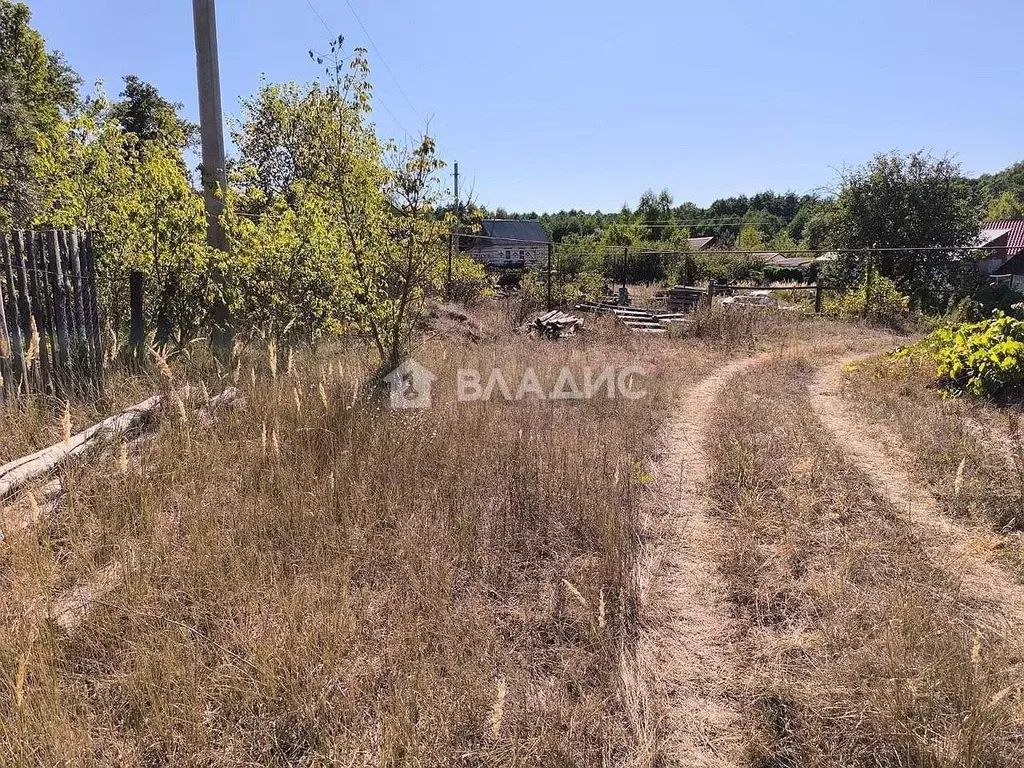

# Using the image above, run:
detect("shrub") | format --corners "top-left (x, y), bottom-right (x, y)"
top-left (447, 255), bottom-right (492, 306)
top-left (679, 253), bottom-right (767, 285)
top-left (523, 269), bottom-right (609, 308)
top-left (826, 275), bottom-right (909, 327)
top-left (949, 282), bottom-right (1024, 323)
top-left (911, 312), bottom-right (1024, 398)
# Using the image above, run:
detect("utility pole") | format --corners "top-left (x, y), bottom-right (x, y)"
top-left (447, 162), bottom-right (459, 295)
top-left (192, 0), bottom-right (232, 353)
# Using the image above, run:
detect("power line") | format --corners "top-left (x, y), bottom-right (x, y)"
top-left (302, 0), bottom-right (332, 35)
top-left (300, 0), bottom-right (413, 139)
top-left (339, 0), bottom-right (423, 124)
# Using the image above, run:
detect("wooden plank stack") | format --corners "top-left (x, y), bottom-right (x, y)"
top-left (531, 310), bottom-right (585, 339)
top-left (664, 285), bottom-right (708, 313)
top-left (0, 230), bottom-right (105, 400)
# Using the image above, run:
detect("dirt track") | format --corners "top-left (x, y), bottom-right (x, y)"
top-left (640, 354), bottom-right (770, 767)
top-left (809, 355), bottom-right (1024, 633)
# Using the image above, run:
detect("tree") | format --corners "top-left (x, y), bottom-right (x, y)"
top-left (109, 75), bottom-right (197, 149)
top-left (988, 191), bottom-right (1024, 221)
top-left (821, 152), bottom-right (981, 307)
top-left (0, 0), bottom-right (79, 226)
top-left (224, 39), bottom-right (450, 371)
top-left (737, 223), bottom-right (766, 252)
top-left (637, 188), bottom-right (673, 241)
top-left (35, 85), bottom-right (213, 344)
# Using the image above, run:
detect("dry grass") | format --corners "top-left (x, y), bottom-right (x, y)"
top-left (0, 320), bottom-right (731, 766)
top-left (0, 303), bottom-right (916, 765)
top-left (842, 351), bottom-right (1024, 572)
top-left (707, 352), bottom-right (1024, 767)
top-left (0, 372), bottom-right (163, 464)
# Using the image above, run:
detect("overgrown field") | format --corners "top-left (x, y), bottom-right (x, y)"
top-left (0, 316), bottom-right (733, 766)
top-left (0, 307), bottom-right (929, 766)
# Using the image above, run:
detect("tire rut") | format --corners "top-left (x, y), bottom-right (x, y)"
top-left (640, 354), bottom-right (770, 768)
top-left (809, 354), bottom-right (1024, 633)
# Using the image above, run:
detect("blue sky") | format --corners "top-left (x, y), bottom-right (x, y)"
top-left (26, 0), bottom-right (1024, 213)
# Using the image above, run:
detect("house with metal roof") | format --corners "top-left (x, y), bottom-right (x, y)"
top-left (976, 220), bottom-right (1024, 285)
top-left (686, 236), bottom-right (716, 251)
top-left (464, 219), bottom-right (551, 268)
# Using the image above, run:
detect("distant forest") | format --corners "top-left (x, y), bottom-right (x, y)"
top-left (468, 161), bottom-right (1024, 252)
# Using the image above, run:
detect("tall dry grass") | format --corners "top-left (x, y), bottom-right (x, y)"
top-left (707, 353), bottom-right (1024, 767)
top-left (0, 325), bottom-right (723, 766)
top-left (842, 352), bottom-right (1024, 570)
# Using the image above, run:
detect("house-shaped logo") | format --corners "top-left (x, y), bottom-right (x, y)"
top-left (383, 358), bottom-right (438, 410)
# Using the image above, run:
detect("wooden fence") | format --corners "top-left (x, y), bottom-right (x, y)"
top-left (0, 230), bottom-right (104, 400)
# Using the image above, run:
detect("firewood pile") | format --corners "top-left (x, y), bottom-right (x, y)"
top-left (530, 310), bottom-right (585, 339)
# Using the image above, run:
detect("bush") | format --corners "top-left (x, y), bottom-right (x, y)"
top-left (680, 253), bottom-right (767, 285)
top-left (523, 269), bottom-right (609, 308)
top-left (826, 275), bottom-right (909, 327)
top-left (949, 282), bottom-right (1024, 323)
top-left (912, 312), bottom-right (1024, 398)
top-left (448, 255), bottom-right (492, 306)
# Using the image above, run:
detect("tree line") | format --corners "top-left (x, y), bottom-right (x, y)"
top-left (3, 0), bottom-right (1021, 358)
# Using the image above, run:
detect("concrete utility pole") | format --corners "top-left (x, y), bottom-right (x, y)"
top-left (192, 0), bottom-right (232, 352)
top-left (192, 0), bottom-right (228, 252)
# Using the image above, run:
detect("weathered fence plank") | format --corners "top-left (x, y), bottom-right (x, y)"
top-left (82, 232), bottom-right (104, 377)
top-left (0, 229), bottom-right (109, 400)
top-left (1, 234), bottom-right (26, 394)
top-left (48, 229), bottom-right (72, 378)
top-left (12, 232), bottom-right (36, 390)
top-left (0, 237), bottom-right (12, 400)
top-left (38, 231), bottom-right (60, 383)
top-left (25, 231), bottom-right (53, 394)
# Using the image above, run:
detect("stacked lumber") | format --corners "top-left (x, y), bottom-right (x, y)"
top-left (665, 285), bottom-right (707, 313)
top-left (612, 307), bottom-right (666, 335)
top-left (531, 310), bottom-right (584, 339)
top-left (574, 299), bottom-right (621, 314)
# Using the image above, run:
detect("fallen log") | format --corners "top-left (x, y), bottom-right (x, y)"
top-left (0, 395), bottom-right (163, 502)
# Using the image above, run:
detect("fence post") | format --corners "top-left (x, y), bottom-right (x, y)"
top-left (814, 283), bottom-right (823, 314)
top-left (25, 231), bottom-right (53, 394)
top-left (864, 252), bottom-right (874, 319)
top-left (130, 270), bottom-right (146, 365)
top-left (546, 243), bottom-right (553, 311)
top-left (0, 235), bottom-right (13, 400)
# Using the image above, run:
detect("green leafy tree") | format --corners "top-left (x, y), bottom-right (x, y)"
top-left (35, 87), bottom-right (213, 344)
top-left (226, 40), bottom-right (450, 370)
top-left (821, 152), bottom-right (981, 308)
top-left (987, 191), bottom-right (1024, 221)
top-left (109, 75), bottom-right (197, 149)
top-left (0, 0), bottom-right (79, 226)
top-left (737, 223), bottom-right (766, 252)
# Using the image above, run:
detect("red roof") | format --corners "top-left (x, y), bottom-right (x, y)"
top-left (981, 220), bottom-right (1024, 257)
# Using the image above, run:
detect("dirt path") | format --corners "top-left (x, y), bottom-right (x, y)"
top-left (638, 354), bottom-right (770, 768)
top-left (809, 354), bottom-right (1024, 632)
